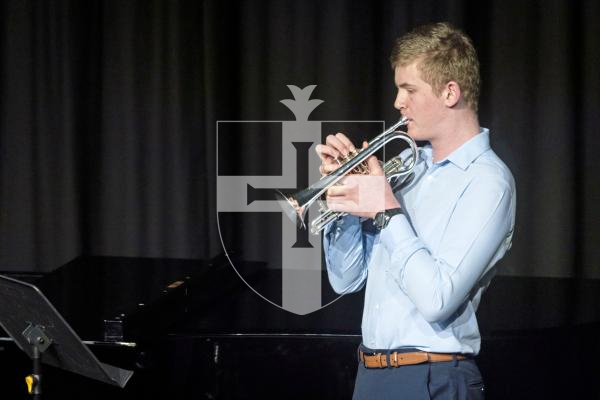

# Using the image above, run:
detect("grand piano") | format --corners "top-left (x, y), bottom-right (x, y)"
top-left (1, 255), bottom-right (599, 399)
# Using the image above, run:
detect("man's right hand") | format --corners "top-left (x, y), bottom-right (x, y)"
top-left (315, 132), bottom-right (366, 176)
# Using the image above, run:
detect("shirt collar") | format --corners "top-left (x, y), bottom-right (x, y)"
top-left (421, 128), bottom-right (491, 171)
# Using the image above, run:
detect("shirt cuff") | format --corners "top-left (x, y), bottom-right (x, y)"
top-left (324, 214), bottom-right (360, 243)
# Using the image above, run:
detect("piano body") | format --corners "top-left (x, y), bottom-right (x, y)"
top-left (0, 255), bottom-right (599, 399)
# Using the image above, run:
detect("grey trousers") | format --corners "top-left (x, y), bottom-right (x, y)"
top-left (352, 354), bottom-right (485, 400)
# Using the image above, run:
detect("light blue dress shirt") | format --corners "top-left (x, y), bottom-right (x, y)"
top-left (324, 129), bottom-right (516, 354)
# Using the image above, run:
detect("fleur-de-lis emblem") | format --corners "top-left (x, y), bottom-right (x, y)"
top-left (280, 85), bottom-right (324, 121)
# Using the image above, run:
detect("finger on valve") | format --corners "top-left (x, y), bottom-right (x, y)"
top-left (325, 135), bottom-right (350, 157)
top-left (315, 143), bottom-right (339, 163)
top-left (320, 163), bottom-right (336, 176)
top-left (366, 155), bottom-right (384, 176)
top-left (335, 133), bottom-right (357, 155)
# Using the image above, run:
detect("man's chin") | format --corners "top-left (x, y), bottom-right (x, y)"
top-left (406, 127), bottom-right (419, 140)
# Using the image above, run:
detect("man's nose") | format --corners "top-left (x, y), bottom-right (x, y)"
top-left (394, 92), bottom-right (406, 111)
top-left (394, 95), bottom-right (404, 111)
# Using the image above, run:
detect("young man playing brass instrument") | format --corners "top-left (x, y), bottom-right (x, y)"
top-left (317, 22), bottom-right (516, 399)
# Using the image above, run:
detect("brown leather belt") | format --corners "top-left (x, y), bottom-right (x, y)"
top-left (359, 350), bottom-right (467, 368)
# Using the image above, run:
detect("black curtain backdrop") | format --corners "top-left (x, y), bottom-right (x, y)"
top-left (0, 0), bottom-right (599, 278)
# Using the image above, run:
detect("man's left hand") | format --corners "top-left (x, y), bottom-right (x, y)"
top-left (326, 155), bottom-right (401, 219)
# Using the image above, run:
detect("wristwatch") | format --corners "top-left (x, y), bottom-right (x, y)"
top-left (372, 208), bottom-right (404, 230)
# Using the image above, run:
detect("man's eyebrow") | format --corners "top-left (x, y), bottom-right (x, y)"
top-left (397, 82), bottom-right (417, 89)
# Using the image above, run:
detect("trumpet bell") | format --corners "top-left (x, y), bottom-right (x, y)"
top-left (274, 189), bottom-right (307, 229)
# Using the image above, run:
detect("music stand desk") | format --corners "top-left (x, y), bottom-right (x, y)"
top-left (0, 274), bottom-right (133, 396)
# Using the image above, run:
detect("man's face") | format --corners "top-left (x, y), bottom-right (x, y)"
top-left (393, 61), bottom-right (447, 142)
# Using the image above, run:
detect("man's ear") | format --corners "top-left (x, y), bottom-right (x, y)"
top-left (443, 81), bottom-right (461, 108)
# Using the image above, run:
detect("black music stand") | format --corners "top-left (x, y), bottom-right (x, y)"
top-left (0, 274), bottom-right (133, 399)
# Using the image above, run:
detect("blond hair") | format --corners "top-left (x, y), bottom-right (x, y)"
top-left (390, 22), bottom-right (480, 112)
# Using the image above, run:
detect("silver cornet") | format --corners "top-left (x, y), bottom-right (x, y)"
top-left (275, 117), bottom-right (418, 234)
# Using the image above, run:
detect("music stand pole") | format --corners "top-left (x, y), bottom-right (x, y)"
top-left (23, 324), bottom-right (52, 399)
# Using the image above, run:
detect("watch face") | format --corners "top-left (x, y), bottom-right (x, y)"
top-left (374, 208), bottom-right (402, 229)
top-left (382, 214), bottom-right (391, 226)
top-left (374, 214), bottom-right (382, 226)
top-left (374, 212), bottom-right (387, 229)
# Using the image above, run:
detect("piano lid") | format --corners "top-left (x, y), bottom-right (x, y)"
top-left (32, 255), bottom-right (233, 344)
